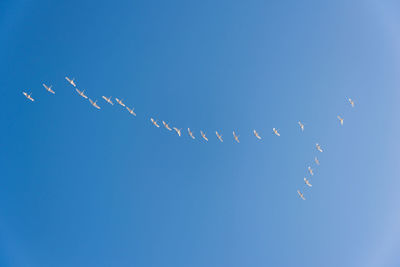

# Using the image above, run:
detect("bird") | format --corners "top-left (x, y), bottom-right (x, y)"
top-left (75, 88), bottom-right (88, 99)
top-left (337, 115), bottom-right (344, 126)
top-left (22, 92), bottom-right (34, 101)
top-left (308, 166), bottom-right (314, 176)
top-left (188, 128), bottom-right (195, 139)
top-left (316, 143), bottom-right (323, 152)
top-left (173, 127), bottom-right (182, 136)
top-left (297, 190), bottom-right (306, 200)
top-left (298, 121), bottom-right (304, 131)
top-left (89, 99), bottom-right (101, 109)
top-left (150, 118), bottom-right (160, 128)
top-left (233, 131), bottom-right (240, 143)
top-left (200, 131), bottom-right (208, 141)
top-left (162, 121), bottom-right (172, 131)
top-left (115, 98), bottom-right (125, 107)
top-left (102, 96), bottom-right (114, 105)
top-left (314, 157), bottom-right (320, 165)
top-left (215, 131), bottom-right (223, 142)
top-left (273, 128), bottom-right (280, 136)
top-left (304, 178), bottom-right (312, 187)
top-left (126, 106), bottom-right (136, 116)
top-left (347, 97), bottom-right (355, 107)
top-left (65, 76), bottom-right (76, 87)
top-left (42, 83), bottom-right (55, 94)
top-left (253, 130), bottom-right (262, 140)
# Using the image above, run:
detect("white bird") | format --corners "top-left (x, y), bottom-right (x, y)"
top-left (233, 131), bottom-right (240, 143)
top-left (173, 127), bottom-right (182, 137)
top-left (304, 177), bottom-right (312, 187)
top-left (298, 121), bottom-right (304, 131)
top-left (314, 157), bottom-right (320, 165)
top-left (188, 128), bottom-right (195, 139)
top-left (75, 88), bottom-right (88, 99)
top-left (115, 98), bottom-right (125, 107)
top-left (102, 96), bottom-right (114, 105)
top-left (89, 99), bottom-right (101, 109)
top-left (22, 92), bottom-right (34, 101)
top-left (297, 190), bottom-right (306, 200)
top-left (162, 121), bottom-right (172, 131)
top-left (273, 128), bottom-right (280, 136)
top-left (337, 115), bottom-right (344, 126)
top-left (316, 143), bottom-right (323, 153)
top-left (253, 130), bottom-right (262, 140)
top-left (42, 83), bottom-right (55, 94)
top-left (308, 166), bottom-right (314, 176)
top-left (200, 131), bottom-right (208, 141)
top-left (347, 97), bottom-right (355, 107)
top-left (65, 76), bottom-right (76, 87)
top-left (126, 106), bottom-right (136, 116)
top-left (216, 131), bottom-right (223, 142)
top-left (150, 118), bottom-right (160, 128)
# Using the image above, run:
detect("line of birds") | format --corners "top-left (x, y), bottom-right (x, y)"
top-left (22, 76), bottom-right (356, 200)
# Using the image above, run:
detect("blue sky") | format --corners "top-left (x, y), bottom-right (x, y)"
top-left (1, 0), bottom-right (400, 266)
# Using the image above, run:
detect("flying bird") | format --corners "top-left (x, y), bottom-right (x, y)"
top-left (316, 143), bottom-right (323, 153)
top-left (200, 131), bottom-right (208, 141)
top-left (314, 157), bottom-right (320, 165)
top-left (253, 130), bottom-right (262, 140)
top-left (297, 190), bottom-right (306, 200)
top-left (42, 83), bottom-right (55, 94)
top-left (272, 128), bottom-right (280, 136)
top-left (102, 96), bottom-right (114, 105)
top-left (173, 127), bottom-right (182, 136)
top-left (75, 88), bottom-right (88, 99)
top-left (188, 128), bottom-right (195, 139)
top-left (150, 118), bottom-right (160, 128)
top-left (65, 76), bottom-right (76, 87)
top-left (233, 131), bottom-right (240, 143)
top-left (126, 106), bottom-right (136, 116)
top-left (89, 99), bottom-right (101, 109)
top-left (162, 121), bottom-right (172, 131)
top-left (215, 131), bottom-right (223, 142)
top-left (304, 177), bottom-right (312, 187)
top-left (298, 121), bottom-right (304, 131)
top-left (22, 92), bottom-right (34, 101)
top-left (115, 98), bottom-right (125, 107)
top-left (308, 166), bottom-right (314, 176)
top-left (347, 97), bottom-right (355, 107)
top-left (337, 115), bottom-right (344, 126)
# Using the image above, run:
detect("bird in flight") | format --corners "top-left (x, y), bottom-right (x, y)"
top-left (314, 157), bottom-right (320, 165)
top-left (75, 88), bottom-right (88, 99)
top-left (347, 97), bottom-right (355, 107)
top-left (22, 92), bottom-right (34, 101)
top-left (233, 131), bottom-right (240, 143)
top-left (42, 83), bottom-right (55, 94)
top-left (188, 128), bottom-right (195, 139)
top-left (272, 128), bottom-right (280, 136)
top-left (297, 190), bottom-right (306, 200)
top-left (304, 177), bottom-right (312, 187)
top-left (308, 166), bottom-right (314, 176)
top-left (115, 98), bottom-right (125, 107)
top-left (65, 76), bottom-right (76, 87)
top-left (162, 121), bottom-right (172, 131)
top-left (89, 99), bottom-right (101, 109)
top-left (316, 143), bottom-right (323, 152)
top-left (298, 121), bottom-right (304, 131)
top-left (173, 127), bottom-right (182, 137)
top-left (253, 130), bottom-right (262, 140)
top-left (126, 106), bottom-right (136, 116)
top-left (337, 115), bottom-right (344, 126)
top-left (200, 131), bottom-right (208, 141)
top-left (102, 96), bottom-right (114, 105)
top-left (150, 118), bottom-right (160, 128)
top-left (215, 131), bottom-right (223, 142)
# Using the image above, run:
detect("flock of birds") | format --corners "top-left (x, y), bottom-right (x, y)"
top-left (22, 76), bottom-right (356, 201)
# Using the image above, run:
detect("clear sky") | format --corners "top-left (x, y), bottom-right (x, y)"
top-left (1, 0), bottom-right (400, 266)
